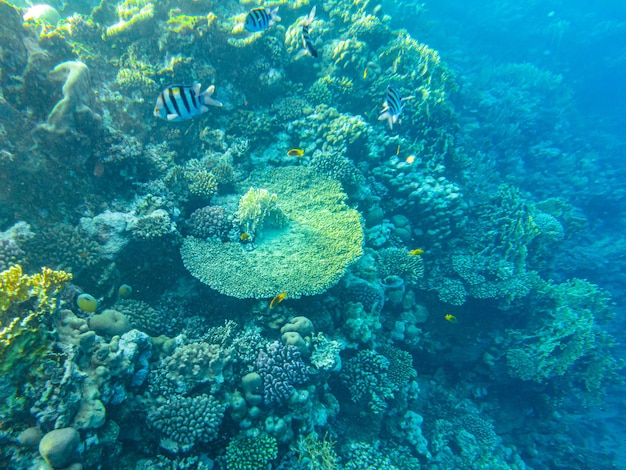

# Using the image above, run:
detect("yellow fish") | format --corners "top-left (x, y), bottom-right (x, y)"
top-left (240, 232), bottom-right (250, 241)
top-left (405, 155), bottom-right (416, 164)
top-left (287, 148), bottom-right (305, 157)
top-left (409, 248), bottom-right (424, 256)
top-left (270, 292), bottom-right (287, 308)
top-left (363, 67), bottom-right (369, 79)
top-left (445, 314), bottom-right (458, 324)
top-left (395, 144), bottom-right (401, 156)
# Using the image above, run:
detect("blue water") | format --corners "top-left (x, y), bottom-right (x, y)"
top-left (0, 0), bottom-right (624, 468)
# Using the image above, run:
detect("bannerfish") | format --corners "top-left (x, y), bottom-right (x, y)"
top-left (154, 83), bottom-right (222, 122)
top-left (378, 85), bottom-right (414, 130)
top-left (244, 7), bottom-right (280, 33)
top-left (296, 7), bottom-right (319, 59)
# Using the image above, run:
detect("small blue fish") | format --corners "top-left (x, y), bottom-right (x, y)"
top-left (378, 85), bottom-right (414, 130)
top-left (154, 83), bottom-right (222, 122)
top-left (244, 7), bottom-right (280, 33)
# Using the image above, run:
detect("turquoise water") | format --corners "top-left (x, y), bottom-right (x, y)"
top-left (0, 0), bottom-right (624, 468)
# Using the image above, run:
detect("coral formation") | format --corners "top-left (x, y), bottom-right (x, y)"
top-left (148, 393), bottom-right (225, 451)
top-left (256, 341), bottom-right (309, 405)
top-left (181, 166), bottom-right (363, 298)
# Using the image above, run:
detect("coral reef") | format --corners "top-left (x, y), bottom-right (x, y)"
top-left (0, 0), bottom-right (622, 468)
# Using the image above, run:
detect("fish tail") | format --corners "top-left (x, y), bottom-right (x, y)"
top-left (304, 6), bottom-right (316, 25)
top-left (270, 7), bottom-right (281, 23)
top-left (200, 85), bottom-right (223, 108)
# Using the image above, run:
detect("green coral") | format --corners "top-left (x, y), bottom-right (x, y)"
top-left (225, 432), bottom-right (278, 470)
top-left (0, 265), bottom-right (72, 428)
top-left (296, 432), bottom-right (340, 469)
top-left (236, 187), bottom-right (282, 239)
top-left (180, 167), bottom-right (363, 299)
top-left (505, 278), bottom-right (623, 396)
top-left (376, 248), bottom-right (425, 284)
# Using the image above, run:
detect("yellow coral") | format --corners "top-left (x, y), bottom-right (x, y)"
top-left (0, 264), bottom-right (72, 316)
top-left (0, 265), bottom-right (72, 358)
top-left (0, 265), bottom-right (31, 312)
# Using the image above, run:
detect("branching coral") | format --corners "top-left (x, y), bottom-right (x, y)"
top-left (505, 278), bottom-right (623, 396)
top-left (236, 187), bottom-right (281, 239)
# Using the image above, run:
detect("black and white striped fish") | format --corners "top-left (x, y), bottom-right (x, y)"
top-left (154, 83), bottom-right (222, 122)
top-left (296, 7), bottom-right (317, 59)
top-left (244, 7), bottom-right (280, 33)
top-left (378, 85), bottom-right (414, 130)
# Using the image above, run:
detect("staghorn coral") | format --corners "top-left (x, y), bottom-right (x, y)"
top-left (148, 393), bottom-right (225, 451)
top-left (180, 167), bottom-right (363, 299)
top-left (256, 341), bottom-right (309, 405)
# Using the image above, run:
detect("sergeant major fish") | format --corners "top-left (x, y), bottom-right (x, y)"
top-left (244, 7), bottom-right (280, 33)
top-left (378, 85), bottom-right (414, 130)
top-left (298, 6), bottom-right (318, 58)
top-left (154, 83), bottom-right (222, 122)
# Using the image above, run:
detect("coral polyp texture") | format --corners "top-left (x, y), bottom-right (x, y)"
top-left (181, 166), bottom-right (363, 298)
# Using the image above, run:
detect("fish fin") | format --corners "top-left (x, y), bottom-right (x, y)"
top-left (192, 82), bottom-right (202, 95)
top-left (304, 6), bottom-right (316, 25)
top-left (378, 112), bottom-right (394, 129)
top-left (402, 95), bottom-right (416, 102)
top-left (200, 85), bottom-right (223, 108)
top-left (166, 113), bottom-right (179, 121)
top-left (271, 7), bottom-right (281, 22)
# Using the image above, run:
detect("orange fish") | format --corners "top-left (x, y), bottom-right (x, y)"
top-left (270, 292), bottom-right (287, 308)
top-left (240, 233), bottom-right (250, 241)
top-left (409, 248), bottom-right (424, 256)
top-left (287, 148), bottom-right (305, 157)
top-left (405, 155), bottom-right (416, 164)
top-left (445, 314), bottom-right (458, 324)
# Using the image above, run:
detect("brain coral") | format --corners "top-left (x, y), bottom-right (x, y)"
top-left (180, 167), bottom-right (364, 298)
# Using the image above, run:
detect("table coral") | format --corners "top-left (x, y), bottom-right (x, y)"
top-left (180, 166), bottom-right (363, 299)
